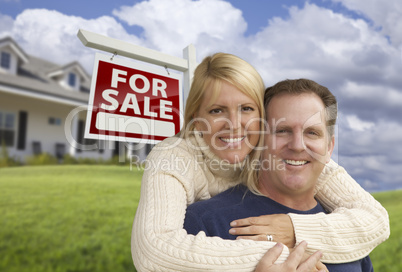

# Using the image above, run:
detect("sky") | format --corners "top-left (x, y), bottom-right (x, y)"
top-left (1, 0), bottom-right (401, 192)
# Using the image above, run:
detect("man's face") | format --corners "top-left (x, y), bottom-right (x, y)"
top-left (261, 92), bottom-right (335, 198)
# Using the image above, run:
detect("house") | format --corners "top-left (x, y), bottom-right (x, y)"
top-left (0, 37), bottom-right (150, 163)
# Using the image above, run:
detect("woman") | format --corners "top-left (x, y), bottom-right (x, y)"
top-left (131, 53), bottom-right (389, 271)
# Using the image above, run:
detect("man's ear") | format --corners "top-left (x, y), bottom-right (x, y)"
top-left (326, 136), bottom-right (335, 163)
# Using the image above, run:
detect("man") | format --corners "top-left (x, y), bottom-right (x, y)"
top-left (184, 79), bottom-right (373, 271)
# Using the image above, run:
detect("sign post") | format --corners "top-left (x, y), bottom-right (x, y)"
top-left (77, 29), bottom-right (197, 144)
top-left (78, 29), bottom-right (197, 109)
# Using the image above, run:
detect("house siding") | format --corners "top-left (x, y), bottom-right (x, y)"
top-left (0, 90), bottom-right (115, 162)
top-left (0, 37), bottom-right (153, 164)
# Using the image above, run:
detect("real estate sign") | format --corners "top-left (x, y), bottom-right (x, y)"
top-left (85, 53), bottom-right (183, 144)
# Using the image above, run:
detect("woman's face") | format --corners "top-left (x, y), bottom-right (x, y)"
top-left (194, 81), bottom-right (261, 164)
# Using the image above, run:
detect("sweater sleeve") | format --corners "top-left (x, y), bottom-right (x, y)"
top-left (131, 141), bottom-right (289, 271)
top-left (288, 159), bottom-right (390, 264)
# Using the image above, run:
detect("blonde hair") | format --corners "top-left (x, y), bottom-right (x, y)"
top-left (181, 52), bottom-right (266, 185)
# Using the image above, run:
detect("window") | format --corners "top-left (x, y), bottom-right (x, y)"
top-left (1, 52), bottom-right (11, 69)
top-left (76, 120), bottom-right (97, 152)
top-left (68, 72), bottom-right (76, 87)
top-left (0, 112), bottom-right (15, 146)
top-left (17, 111), bottom-right (28, 150)
top-left (49, 117), bottom-right (62, 126)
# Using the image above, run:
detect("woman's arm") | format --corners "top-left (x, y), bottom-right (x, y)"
top-left (131, 143), bottom-right (290, 271)
top-left (289, 159), bottom-right (390, 263)
top-left (229, 159), bottom-right (389, 263)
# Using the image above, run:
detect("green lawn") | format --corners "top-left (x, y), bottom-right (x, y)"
top-left (0, 165), bottom-right (141, 272)
top-left (369, 190), bottom-right (402, 271)
top-left (0, 165), bottom-right (400, 271)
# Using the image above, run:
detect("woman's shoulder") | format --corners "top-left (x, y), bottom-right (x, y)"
top-left (147, 135), bottom-right (201, 160)
top-left (143, 135), bottom-right (210, 193)
top-left (154, 135), bottom-right (186, 149)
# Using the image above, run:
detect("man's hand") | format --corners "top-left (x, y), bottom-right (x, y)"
top-left (288, 245), bottom-right (328, 272)
top-left (230, 214), bottom-right (296, 248)
top-left (255, 241), bottom-right (327, 272)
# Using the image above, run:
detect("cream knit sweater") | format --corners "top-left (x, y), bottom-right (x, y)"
top-left (131, 134), bottom-right (389, 271)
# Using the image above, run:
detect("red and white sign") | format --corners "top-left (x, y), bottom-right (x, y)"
top-left (85, 53), bottom-right (183, 144)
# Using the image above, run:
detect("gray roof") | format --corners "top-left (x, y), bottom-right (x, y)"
top-left (0, 37), bottom-right (91, 104)
top-left (0, 36), bottom-right (29, 63)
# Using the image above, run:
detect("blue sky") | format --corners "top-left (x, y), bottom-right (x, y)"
top-left (2, 1), bottom-right (309, 29)
top-left (1, 0), bottom-right (363, 36)
top-left (1, 0), bottom-right (402, 192)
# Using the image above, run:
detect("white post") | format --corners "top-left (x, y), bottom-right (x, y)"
top-left (69, 114), bottom-right (78, 156)
top-left (182, 44), bottom-right (197, 109)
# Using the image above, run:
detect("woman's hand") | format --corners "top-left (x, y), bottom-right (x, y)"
top-left (229, 214), bottom-right (296, 248)
top-left (255, 241), bottom-right (328, 272)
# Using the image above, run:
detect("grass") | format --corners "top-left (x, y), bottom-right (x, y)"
top-left (0, 165), bottom-right (142, 272)
top-left (0, 165), bottom-right (400, 271)
top-left (369, 190), bottom-right (402, 271)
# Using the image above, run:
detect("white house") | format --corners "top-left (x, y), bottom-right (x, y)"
top-left (0, 37), bottom-right (150, 163)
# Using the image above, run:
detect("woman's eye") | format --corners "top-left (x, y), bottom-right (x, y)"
top-left (242, 106), bottom-right (254, 112)
top-left (209, 108), bottom-right (222, 114)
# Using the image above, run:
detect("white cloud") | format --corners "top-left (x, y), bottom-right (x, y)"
top-left (0, 13), bottom-right (14, 34)
top-left (339, 154), bottom-right (402, 191)
top-left (332, 0), bottom-right (402, 46)
top-left (339, 118), bottom-right (402, 156)
top-left (343, 82), bottom-right (402, 106)
top-left (346, 115), bottom-right (374, 131)
top-left (112, 0), bottom-right (247, 58)
top-left (337, 81), bottom-right (402, 123)
top-left (3, 9), bottom-right (142, 72)
top-left (247, 3), bottom-right (400, 88)
top-left (362, 179), bottom-right (380, 191)
top-left (336, 119), bottom-right (402, 190)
